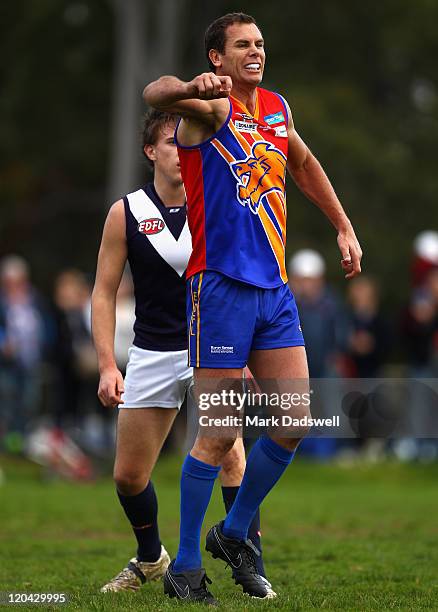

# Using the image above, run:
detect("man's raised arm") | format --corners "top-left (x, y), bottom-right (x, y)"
top-left (143, 73), bottom-right (232, 118)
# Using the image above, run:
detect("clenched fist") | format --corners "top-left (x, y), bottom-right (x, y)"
top-left (98, 366), bottom-right (125, 408)
top-left (186, 72), bottom-right (232, 100)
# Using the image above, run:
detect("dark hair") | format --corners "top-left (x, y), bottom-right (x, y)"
top-left (205, 12), bottom-right (258, 72)
top-left (142, 109), bottom-right (177, 166)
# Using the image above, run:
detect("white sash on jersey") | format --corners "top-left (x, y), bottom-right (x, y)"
top-left (126, 189), bottom-right (192, 277)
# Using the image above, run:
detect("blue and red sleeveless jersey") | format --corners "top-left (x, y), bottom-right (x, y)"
top-left (176, 87), bottom-right (289, 289)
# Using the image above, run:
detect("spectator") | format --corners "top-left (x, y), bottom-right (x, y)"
top-left (288, 249), bottom-right (349, 459)
top-left (52, 268), bottom-right (115, 456)
top-left (396, 258), bottom-right (438, 462)
top-left (404, 231), bottom-right (438, 375)
top-left (400, 285), bottom-right (438, 377)
top-left (54, 269), bottom-right (96, 380)
top-left (0, 255), bottom-right (53, 450)
top-left (346, 276), bottom-right (390, 377)
top-left (288, 249), bottom-right (349, 378)
top-left (411, 230), bottom-right (438, 288)
top-left (52, 269), bottom-right (89, 430)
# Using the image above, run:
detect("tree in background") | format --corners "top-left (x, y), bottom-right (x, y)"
top-left (1, 0), bottom-right (437, 311)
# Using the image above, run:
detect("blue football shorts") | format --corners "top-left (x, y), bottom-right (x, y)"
top-left (187, 270), bottom-right (305, 368)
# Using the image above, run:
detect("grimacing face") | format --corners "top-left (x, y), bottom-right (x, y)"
top-left (213, 22), bottom-right (265, 87)
top-left (144, 122), bottom-right (182, 186)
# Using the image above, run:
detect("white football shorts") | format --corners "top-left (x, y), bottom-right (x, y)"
top-left (120, 346), bottom-right (193, 409)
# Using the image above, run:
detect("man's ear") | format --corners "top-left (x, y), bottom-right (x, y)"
top-left (209, 49), bottom-right (222, 70)
top-left (144, 144), bottom-right (156, 163)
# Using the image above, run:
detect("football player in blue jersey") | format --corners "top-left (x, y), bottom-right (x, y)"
top-left (91, 110), bottom-right (273, 596)
top-left (144, 12), bottom-right (362, 604)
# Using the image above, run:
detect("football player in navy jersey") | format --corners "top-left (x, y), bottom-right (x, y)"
top-left (91, 110), bottom-right (272, 595)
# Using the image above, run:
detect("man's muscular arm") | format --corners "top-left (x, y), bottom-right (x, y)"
top-left (143, 73), bottom-right (232, 119)
top-left (284, 99), bottom-right (362, 279)
top-left (91, 201), bottom-right (127, 407)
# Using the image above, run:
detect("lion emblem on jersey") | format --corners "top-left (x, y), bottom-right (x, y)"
top-left (231, 141), bottom-right (287, 214)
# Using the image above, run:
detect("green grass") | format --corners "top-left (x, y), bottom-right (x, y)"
top-left (1, 455), bottom-right (438, 610)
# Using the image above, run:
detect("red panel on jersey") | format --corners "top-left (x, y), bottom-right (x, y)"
top-left (178, 147), bottom-right (206, 277)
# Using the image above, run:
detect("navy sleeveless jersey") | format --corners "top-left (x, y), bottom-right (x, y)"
top-left (124, 183), bottom-right (191, 351)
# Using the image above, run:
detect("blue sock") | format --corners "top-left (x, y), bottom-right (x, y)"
top-left (222, 436), bottom-right (295, 541)
top-left (174, 454), bottom-right (220, 572)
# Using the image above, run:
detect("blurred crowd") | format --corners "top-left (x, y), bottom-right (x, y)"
top-left (1, 230), bottom-right (438, 476)
top-left (288, 232), bottom-right (438, 462)
top-left (0, 257), bottom-right (135, 477)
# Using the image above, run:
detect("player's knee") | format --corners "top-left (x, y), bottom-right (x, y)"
top-left (271, 405), bottom-right (312, 451)
top-left (281, 402), bottom-right (312, 441)
top-left (297, 404), bottom-right (312, 437)
top-left (212, 436), bottom-right (236, 462)
top-left (113, 466), bottom-right (149, 496)
top-left (193, 435), bottom-right (236, 465)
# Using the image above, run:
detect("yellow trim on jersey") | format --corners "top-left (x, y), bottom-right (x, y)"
top-left (263, 192), bottom-right (286, 243)
top-left (258, 204), bottom-right (288, 282)
top-left (196, 272), bottom-right (204, 368)
top-left (188, 275), bottom-right (195, 365)
top-left (254, 90), bottom-right (260, 121)
top-left (211, 139), bottom-right (235, 164)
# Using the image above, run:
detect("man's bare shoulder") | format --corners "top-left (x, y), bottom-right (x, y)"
top-left (101, 199), bottom-right (126, 241)
top-left (107, 199), bottom-right (125, 220)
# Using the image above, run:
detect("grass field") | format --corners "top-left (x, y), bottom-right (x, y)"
top-left (1, 454), bottom-right (438, 611)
